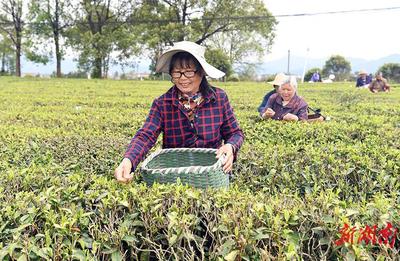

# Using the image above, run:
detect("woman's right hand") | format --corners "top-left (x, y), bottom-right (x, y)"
top-left (262, 108), bottom-right (275, 118)
top-left (114, 158), bottom-right (133, 183)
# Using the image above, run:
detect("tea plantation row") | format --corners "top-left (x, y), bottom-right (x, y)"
top-left (0, 77), bottom-right (399, 260)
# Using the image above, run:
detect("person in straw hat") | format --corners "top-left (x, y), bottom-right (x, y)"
top-left (261, 75), bottom-right (308, 121)
top-left (356, 69), bottom-right (372, 88)
top-left (114, 41), bottom-right (244, 183)
top-left (257, 72), bottom-right (286, 115)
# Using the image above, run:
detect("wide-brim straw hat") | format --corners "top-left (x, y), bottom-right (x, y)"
top-left (155, 41), bottom-right (225, 79)
top-left (358, 69), bottom-right (368, 75)
top-left (268, 72), bottom-right (287, 85)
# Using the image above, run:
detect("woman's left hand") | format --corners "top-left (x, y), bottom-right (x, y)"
top-left (216, 144), bottom-right (234, 173)
top-left (283, 113), bottom-right (299, 121)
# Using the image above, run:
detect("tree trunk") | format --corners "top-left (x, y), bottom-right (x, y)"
top-left (92, 57), bottom-right (102, 78)
top-left (1, 51), bottom-right (5, 73)
top-left (55, 33), bottom-right (62, 77)
top-left (54, 0), bottom-right (62, 77)
top-left (103, 55), bottom-right (110, 79)
top-left (15, 43), bottom-right (21, 77)
top-left (14, 1), bottom-right (23, 77)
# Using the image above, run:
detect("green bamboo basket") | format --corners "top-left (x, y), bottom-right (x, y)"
top-left (141, 148), bottom-right (228, 189)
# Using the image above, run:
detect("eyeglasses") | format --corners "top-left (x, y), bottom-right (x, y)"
top-left (170, 70), bottom-right (197, 79)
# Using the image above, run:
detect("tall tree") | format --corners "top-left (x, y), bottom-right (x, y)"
top-left (28, 0), bottom-right (72, 77)
top-left (0, 0), bottom-right (24, 77)
top-left (322, 55), bottom-right (351, 81)
top-left (212, 31), bottom-right (267, 66)
top-left (135, 0), bottom-right (277, 72)
top-left (67, 0), bottom-right (139, 78)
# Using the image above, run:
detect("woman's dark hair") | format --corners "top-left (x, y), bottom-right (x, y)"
top-left (169, 52), bottom-right (212, 96)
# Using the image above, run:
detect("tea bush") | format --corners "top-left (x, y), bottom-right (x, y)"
top-left (0, 78), bottom-right (399, 260)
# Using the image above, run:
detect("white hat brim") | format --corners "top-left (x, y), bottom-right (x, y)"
top-left (155, 49), bottom-right (225, 79)
top-left (268, 79), bottom-right (281, 85)
top-left (268, 73), bottom-right (288, 86)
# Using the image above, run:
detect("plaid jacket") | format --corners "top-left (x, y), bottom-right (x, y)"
top-left (124, 86), bottom-right (244, 172)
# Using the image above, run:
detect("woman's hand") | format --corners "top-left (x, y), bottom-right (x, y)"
top-left (262, 108), bottom-right (275, 119)
top-left (114, 158), bottom-right (133, 183)
top-left (283, 113), bottom-right (299, 121)
top-left (216, 144), bottom-right (234, 173)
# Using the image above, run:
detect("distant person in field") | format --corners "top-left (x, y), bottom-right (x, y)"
top-left (369, 72), bottom-right (391, 93)
top-left (356, 70), bottom-right (372, 88)
top-left (322, 74), bottom-right (335, 83)
top-left (114, 41), bottom-right (244, 183)
top-left (257, 72), bottom-right (286, 114)
top-left (310, 71), bottom-right (321, 82)
top-left (261, 75), bottom-right (308, 121)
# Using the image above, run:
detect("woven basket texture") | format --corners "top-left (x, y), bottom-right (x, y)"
top-left (141, 148), bottom-right (229, 189)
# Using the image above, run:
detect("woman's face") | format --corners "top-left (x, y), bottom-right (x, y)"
top-left (171, 60), bottom-right (203, 95)
top-left (279, 83), bottom-right (296, 101)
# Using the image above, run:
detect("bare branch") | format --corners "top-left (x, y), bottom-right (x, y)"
top-left (196, 23), bottom-right (230, 44)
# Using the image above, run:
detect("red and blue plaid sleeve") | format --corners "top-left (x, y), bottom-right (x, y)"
top-left (124, 98), bottom-right (163, 172)
top-left (220, 92), bottom-right (244, 153)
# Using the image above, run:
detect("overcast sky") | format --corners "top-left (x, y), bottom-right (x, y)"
top-left (263, 0), bottom-right (400, 61)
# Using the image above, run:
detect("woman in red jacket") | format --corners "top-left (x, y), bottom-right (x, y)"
top-left (114, 41), bottom-right (244, 183)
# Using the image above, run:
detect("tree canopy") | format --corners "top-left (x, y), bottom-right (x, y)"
top-left (134, 0), bottom-right (277, 74)
top-left (28, 0), bottom-right (73, 77)
top-left (322, 55), bottom-right (351, 81)
top-left (205, 48), bottom-right (233, 78)
top-left (0, 33), bottom-right (15, 74)
top-left (66, 0), bottom-right (141, 78)
top-left (0, 0), bottom-right (24, 76)
top-left (1, 0), bottom-right (277, 78)
top-left (378, 63), bottom-right (400, 83)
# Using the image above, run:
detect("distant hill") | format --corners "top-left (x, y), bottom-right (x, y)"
top-left (22, 53), bottom-right (400, 77)
top-left (257, 54), bottom-right (400, 76)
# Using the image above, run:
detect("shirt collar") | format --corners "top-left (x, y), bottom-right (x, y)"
top-left (178, 91), bottom-right (202, 101)
top-left (275, 94), bottom-right (299, 109)
top-left (170, 85), bottom-right (216, 106)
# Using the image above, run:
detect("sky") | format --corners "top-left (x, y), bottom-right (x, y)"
top-left (22, 0), bottom-right (400, 74)
top-left (262, 0), bottom-right (400, 61)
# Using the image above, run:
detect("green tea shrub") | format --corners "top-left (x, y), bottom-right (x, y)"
top-left (0, 78), bottom-right (399, 259)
